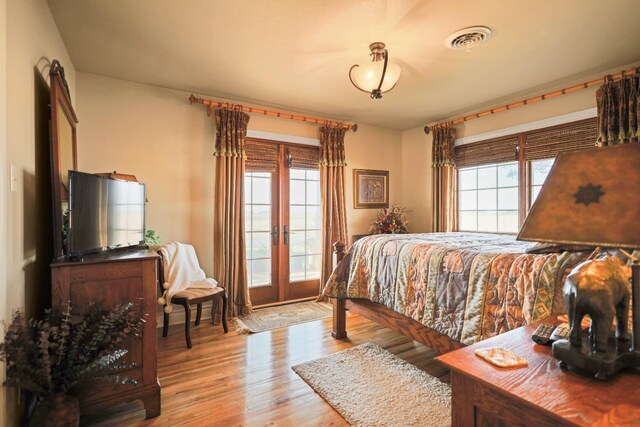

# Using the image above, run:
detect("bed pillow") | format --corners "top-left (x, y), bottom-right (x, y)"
top-left (526, 242), bottom-right (595, 254)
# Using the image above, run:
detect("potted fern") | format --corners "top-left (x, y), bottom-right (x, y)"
top-left (0, 302), bottom-right (144, 427)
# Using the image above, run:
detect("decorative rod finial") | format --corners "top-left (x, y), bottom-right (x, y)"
top-left (351, 124), bottom-right (358, 133)
top-left (424, 126), bottom-right (431, 135)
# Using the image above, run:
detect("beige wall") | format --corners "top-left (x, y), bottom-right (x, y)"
top-left (4, 0), bottom-right (76, 423)
top-left (77, 74), bottom-right (217, 274)
top-left (77, 73), bottom-right (403, 275)
top-left (0, 0), bottom-right (7, 424)
top-left (398, 66), bottom-right (640, 233)
top-left (400, 126), bottom-right (433, 233)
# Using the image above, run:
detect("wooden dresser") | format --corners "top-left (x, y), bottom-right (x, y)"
top-left (51, 249), bottom-right (161, 419)
top-left (437, 317), bottom-right (640, 427)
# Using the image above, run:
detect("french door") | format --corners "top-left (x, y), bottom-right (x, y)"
top-left (244, 140), bottom-right (321, 306)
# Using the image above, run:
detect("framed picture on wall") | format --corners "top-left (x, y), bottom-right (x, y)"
top-left (353, 169), bottom-right (389, 209)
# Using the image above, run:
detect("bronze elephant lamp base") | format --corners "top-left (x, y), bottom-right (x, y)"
top-left (553, 255), bottom-right (640, 380)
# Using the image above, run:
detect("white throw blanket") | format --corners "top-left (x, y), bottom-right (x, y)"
top-left (157, 242), bottom-right (217, 313)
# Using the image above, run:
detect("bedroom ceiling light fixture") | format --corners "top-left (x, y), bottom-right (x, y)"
top-left (349, 42), bottom-right (401, 99)
top-left (445, 26), bottom-right (492, 52)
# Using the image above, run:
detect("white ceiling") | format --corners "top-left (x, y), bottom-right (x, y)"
top-left (47, 0), bottom-right (640, 130)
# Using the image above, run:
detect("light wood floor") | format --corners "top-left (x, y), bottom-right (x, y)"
top-left (84, 311), bottom-right (449, 426)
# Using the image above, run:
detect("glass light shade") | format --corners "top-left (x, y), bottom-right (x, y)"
top-left (350, 61), bottom-right (401, 93)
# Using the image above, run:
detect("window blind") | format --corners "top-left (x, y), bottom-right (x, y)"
top-left (246, 140), bottom-right (279, 172)
top-left (454, 134), bottom-right (519, 168)
top-left (524, 118), bottom-right (598, 161)
top-left (287, 145), bottom-right (320, 170)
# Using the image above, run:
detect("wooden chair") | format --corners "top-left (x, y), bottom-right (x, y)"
top-left (157, 251), bottom-right (229, 348)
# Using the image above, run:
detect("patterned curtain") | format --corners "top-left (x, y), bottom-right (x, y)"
top-left (596, 73), bottom-right (640, 146)
top-left (213, 107), bottom-right (252, 316)
top-left (318, 125), bottom-right (349, 298)
top-left (431, 124), bottom-right (457, 232)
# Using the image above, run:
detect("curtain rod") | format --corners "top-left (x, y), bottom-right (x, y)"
top-left (424, 66), bottom-right (640, 134)
top-left (189, 94), bottom-right (357, 132)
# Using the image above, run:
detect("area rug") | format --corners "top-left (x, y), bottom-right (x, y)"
top-left (235, 301), bottom-right (332, 333)
top-left (292, 342), bottom-right (451, 427)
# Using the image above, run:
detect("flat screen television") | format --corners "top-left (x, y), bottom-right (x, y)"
top-left (68, 171), bottom-right (145, 257)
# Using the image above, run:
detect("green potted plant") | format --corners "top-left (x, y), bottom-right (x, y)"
top-left (145, 229), bottom-right (162, 250)
top-left (0, 302), bottom-right (144, 427)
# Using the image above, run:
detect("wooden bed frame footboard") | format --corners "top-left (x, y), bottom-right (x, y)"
top-left (330, 241), bottom-right (465, 355)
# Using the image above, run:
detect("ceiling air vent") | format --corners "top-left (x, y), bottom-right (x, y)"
top-left (445, 26), bottom-right (492, 51)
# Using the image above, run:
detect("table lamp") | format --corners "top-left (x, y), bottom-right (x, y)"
top-left (517, 143), bottom-right (640, 379)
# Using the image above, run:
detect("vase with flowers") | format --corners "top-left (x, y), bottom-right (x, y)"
top-left (0, 302), bottom-right (144, 427)
top-left (369, 205), bottom-right (412, 234)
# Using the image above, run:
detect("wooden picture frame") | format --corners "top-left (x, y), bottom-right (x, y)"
top-left (50, 62), bottom-right (78, 258)
top-left (353, 169), bottom-right (389, 209)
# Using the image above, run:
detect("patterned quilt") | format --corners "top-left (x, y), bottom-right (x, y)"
top-left (323, 232), bottom-right (588, 345)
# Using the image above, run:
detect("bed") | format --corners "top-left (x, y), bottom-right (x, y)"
top-left (323, 232), bottom-right (589, 354)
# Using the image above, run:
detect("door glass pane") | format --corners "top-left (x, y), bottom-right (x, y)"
top-left (252, 205), bottom-right (271, 232)
top-left (306, 205), bottom-right (321, 229)
top-left (245, 172), bottom-right (273, 288)
top-left (306, 230), bottom-right (321, 254)
top-left (290, 180), bottom-right (305, 204)
top-left (252, 177), bottom-right (271, 204)
top-left (252, 258), bottom-right (271, 286)
top-left (251, 232), bottom-right (271, 259)
top-left (290, 206), bottom-right (305, 230)
top-left (290, 256), bottom-right (305, 282)
top-left (306, 255), bottom-right (321, 280)
top-left (289, 168), bottom-right (321, 282)
top-left (289, 230), bottom-right (306, 256)
top-left (306, 181), bottom-right (320, 204)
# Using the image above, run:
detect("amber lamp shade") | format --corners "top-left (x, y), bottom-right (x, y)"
top-left (517, 143), bottom-right (639, 249)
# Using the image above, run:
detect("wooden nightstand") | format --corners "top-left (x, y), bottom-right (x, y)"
top-left (437, 318), bottom-right (640, 427)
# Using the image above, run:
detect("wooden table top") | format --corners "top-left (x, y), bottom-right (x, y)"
top-left (437, 318), bottom-right (640, 426)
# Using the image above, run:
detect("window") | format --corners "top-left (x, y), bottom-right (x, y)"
top-left (458, 162), bottom-right (519, 233)
top-left (454, 118), bottom-right (597, 233)
top-left (530, 158), bottom-right (554, 204)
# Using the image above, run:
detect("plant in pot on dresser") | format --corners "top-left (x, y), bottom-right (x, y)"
top-left (0, 302), bottom-right (143, 427)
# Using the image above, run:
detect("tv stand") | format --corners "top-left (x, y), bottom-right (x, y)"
top-left (51, 249), bottom-right (161, 419)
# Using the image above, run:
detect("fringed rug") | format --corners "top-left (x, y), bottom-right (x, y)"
top-left (235, 301), bottom-right (332, 333)
top-left (292, 342), bottom-right (451, 427)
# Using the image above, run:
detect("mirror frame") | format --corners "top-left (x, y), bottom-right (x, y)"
top-left (50, 64), bottom-right (78, 258)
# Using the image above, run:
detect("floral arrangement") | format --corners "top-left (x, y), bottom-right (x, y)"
top-left (369, 205), bottom-right (412, 234)
top-left (0, 302), bottom-right (144, 399)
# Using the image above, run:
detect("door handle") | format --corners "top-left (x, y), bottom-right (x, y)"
top-left (271, 225), bottom-right (279, 246)
top-left (284, 225), bottom-right (289, 245)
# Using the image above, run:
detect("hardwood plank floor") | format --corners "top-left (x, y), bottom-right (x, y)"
top-left (83, 311), bottom-right (450, 426)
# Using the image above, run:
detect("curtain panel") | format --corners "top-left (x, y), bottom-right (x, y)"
top-left (213, 108), bottom-right (252, 317)
top-left (431, 125), bottom-right (457, 232)
top-left (318, 125), bottom-right (348, 298)
top-left (596, 74), bottom-right (640, 145)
